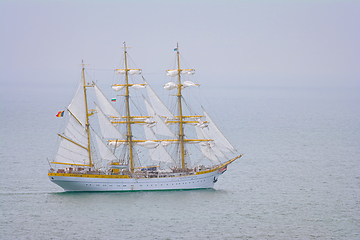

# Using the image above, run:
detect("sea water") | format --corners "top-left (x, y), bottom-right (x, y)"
top-left (0, 83), bottom-right (359, 239)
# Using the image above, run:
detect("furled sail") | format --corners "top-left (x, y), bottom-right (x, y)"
top-left (95, 104), bottom-right (124, 140)
top-left (115, 69), bottom-right (142, 75)
top-left (145, 81), bottom-right (175, 119)
top-left (166, 69), bottom-right (195, 76)
top-left (203, 110), bottom-right (235, 152)
top-left (166, 70), bottom-right (178, 77)
top-left (115, 69), bottom-right (126, 74)
top-left (143, 125), bottom-right (175, 163)
top-left (183, 81), bottom-right (197, 88)
top-left (181, 69), bottom-right (195, 75)
top-left (94, 84), bottom-right (121, 118)
top-left (144, 98), bottom-right (176, 138)
top-left (108, 141), bottom-right (126, 148)
top-left (136, 141), bottom-right (159, 149)
top-left (132, 84), bottom-right (146, 90)
top-left (112, 85), bottom-right (124, 91)
top-left (129, 69), bottom-right (142, 75)
top-left (164, 82), bottom-right (177, 90)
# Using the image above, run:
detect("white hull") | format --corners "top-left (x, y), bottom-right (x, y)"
top-left (49, 171), bottom-right (222, 192)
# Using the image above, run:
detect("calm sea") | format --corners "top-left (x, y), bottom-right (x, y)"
top-left (1, 82), bottom-right (359, 239)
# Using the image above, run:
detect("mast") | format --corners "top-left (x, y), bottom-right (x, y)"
top-left (123, 42), bottom-right (135, 173)
top-left (82, 60), bottom-right (92, 167)
top-left (176, 43), bottom-right (186, 170)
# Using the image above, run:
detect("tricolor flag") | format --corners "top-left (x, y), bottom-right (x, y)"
top-left (56, 110), bottom-right (64, 117)
top-left (111, 98), bottom-right (116, 102)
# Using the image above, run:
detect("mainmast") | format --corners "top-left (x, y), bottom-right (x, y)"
top-left (82, 60), bottom-right (92, 167)
top-left (123, 42), bottom-right (135, 173)
top-left (176, 44), bottom-right (186, 170)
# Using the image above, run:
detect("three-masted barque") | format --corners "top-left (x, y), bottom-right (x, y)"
top-left (48, 43), bottom-right (241, 191)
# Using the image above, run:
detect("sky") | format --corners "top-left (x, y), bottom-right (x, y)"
top-left (0, 0), bottom-right (359, 89)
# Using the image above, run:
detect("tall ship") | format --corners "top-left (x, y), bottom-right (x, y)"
top-left (48, 43), bottom-right (242, 191)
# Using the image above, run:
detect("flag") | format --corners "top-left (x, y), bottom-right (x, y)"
top-left (111, 98), bottom-right (116, 102)
top-left (174, 48), bottom-right (177, 51)
top-left (56, 110), bottom-right (64, 117)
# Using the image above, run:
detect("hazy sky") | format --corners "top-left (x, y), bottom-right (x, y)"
top-left (0, 0), bottom-right (359, 88)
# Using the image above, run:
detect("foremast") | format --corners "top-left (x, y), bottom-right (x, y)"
top-left (82, 60), bottom-right (93, 167)
top-left (52, 61), bottom-right (93, 167)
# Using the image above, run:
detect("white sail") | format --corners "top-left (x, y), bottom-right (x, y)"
top-left (201, 126), bottom-right (227, 159)
top-left (183, 81), bottom-right (197, 88)
top-left (54, 137), bottom-right (90, 165)
top-left (95, 104), bottom-right (124, 140)
top-left (54, 110), bottom-right (90, 165)
top-left (145, 82), bottom-right (175, 119)
top-left (144, 98), bottom-right (176, 138)
top-left (68, 83), bottom-right (86, 125)
top-left (129, 69), bottom-right (142, 75)
top-left (167, 69), bottom-right (194, 76)
top-left (143, 126), bottom-right (175, 163)
top-left (166, 70), bottom-right (178, 77)
top-left (181, 69), bottom-right (195, 75)
top-left (94, 84), bottom-right (121, 118)
top-left (108, 141), bottom-right (126, 148)
top-left (64, 112), bottom-right (88, 147)
top-left (200, 142), bottom-right (220, 163)
top-left (115, 69), bottom-right (142, 75)
top-left (136, 140), bottom-right (159, 149)
top-left (204, 110), bottom-right (235, 152)
top-left (112, 85), bottom-right (124, 91)
top-left (132, 84), bottom-right (146, 90)
top-left (195, 125), bottom-right (220, 163)
top-left (115, 69), bottom-right (126, 74)
top-left (94, 132), bottom-right (118, 161)
top-left (164, 82), bottom-right (177, 90)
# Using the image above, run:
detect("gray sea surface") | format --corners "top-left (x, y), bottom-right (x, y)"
top-left (1, 83), bottom-right (359, 239)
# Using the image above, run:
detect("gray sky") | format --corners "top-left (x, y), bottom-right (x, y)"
top-left (1, 0), bottom-right (359, 88)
